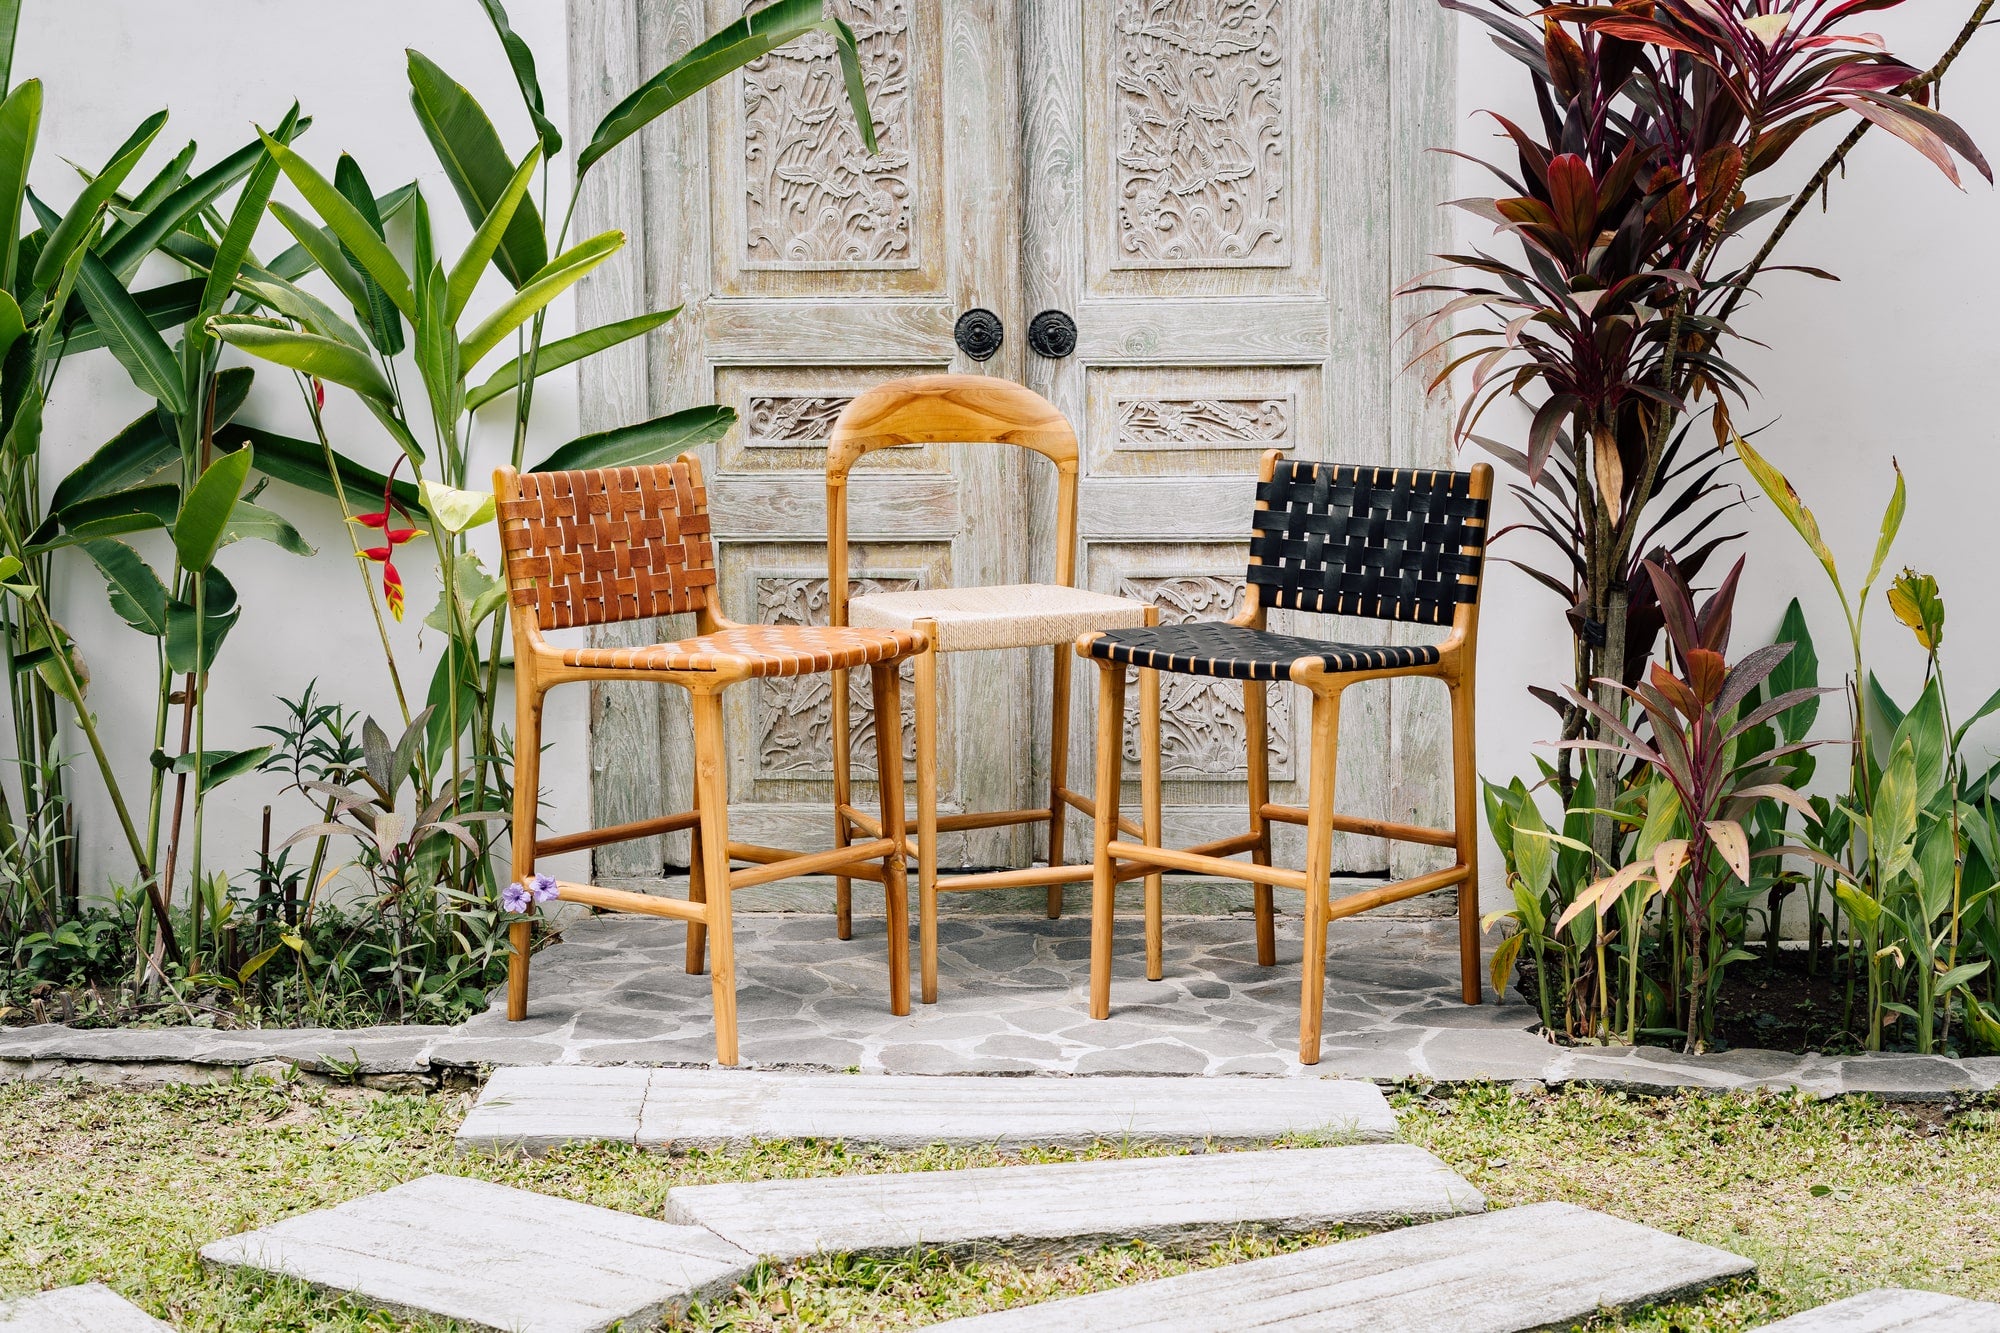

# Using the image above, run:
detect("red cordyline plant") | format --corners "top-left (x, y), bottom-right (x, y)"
top-left (1560, 553), bottom-right (1829, 1051)
top-left (1408, 0), bottom-right (1988, 828)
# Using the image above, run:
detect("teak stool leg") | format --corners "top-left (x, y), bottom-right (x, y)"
top-left (685, 766), bottom-right (707, 975)
top-left (1452, 677), bottom-right (1481, 1004)
top-left (1088, 659), bottom-right (1127, 1021)
top-left (1045, 642), bottom-right (1073, 920)
top-left (1243, 676), bottom-right (1277, 968)
top-left (1139, 651), bottom-right (1163, 983)
top-left (505, 680), bottom-right (544, 1022)
top-left (1299, 686), bottom-right (1343, 1066)
top-left (913, 626), bottom-right (941, 1004)
top-left (872, 662), bottom-right (913, 1017)
top-left (831, 665), bottom-right (854, 941)
top-left (691, 689), bottom-right (739, 1066)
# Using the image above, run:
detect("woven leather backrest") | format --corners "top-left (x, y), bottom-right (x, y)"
top-left (496, 460), bottom-right (716, 631)
top-left (1247, 460), bottom-right (1488, 626)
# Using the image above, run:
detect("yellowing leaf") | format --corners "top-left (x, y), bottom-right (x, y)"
top-left (1654, 839), bottom-right (1690, 898)
top-left (420, 479), bottom-right (496, 533)
top-left (1706, 819), bottom-right (1751, 883)
top-left (1886, 567), bottom-right (1943, 652)
top-left (1745, 12), bottom-right (1791, 45)
top-left (1489, 931), bottom-right (1525, 1000)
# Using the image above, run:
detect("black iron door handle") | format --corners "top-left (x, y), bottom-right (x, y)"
top-left (954, 308), bottom-right (1004, 362)
top-left (1027, 310), bottom-right (1077, 359)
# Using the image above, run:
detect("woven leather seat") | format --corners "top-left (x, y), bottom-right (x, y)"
top-left (561, 623), bottom-right (923, 678)
top-left (851, 583), bottom-right (1148, 653)
top-left (1086, 623), bottom-right (1439, 682)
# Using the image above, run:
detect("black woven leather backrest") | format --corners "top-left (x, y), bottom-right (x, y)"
top-left (1247, 460), bottom-right (1488, 626)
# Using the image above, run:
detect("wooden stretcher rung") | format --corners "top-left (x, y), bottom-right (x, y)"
top-left (1106, 841), bottom-right (1308, 891)
top-left (839, 804), bottom-right (1053, 838)
top-left (728, 837), bottom-right (900, 890)
top-left (1182, 831), bottom-right (1263, 859)
top-left (536, 810), bottom-right (699, 857)
top-left (1259, 803), bottom-right (1458, 849)
top-left (1325, 864), bottom-right (1470, 918)
top-left (1057, 787), bottom-right (1144, 839)
top-left (555, 880), bottom-right (705, 922)
top-left (932, 860), bottom-right (1152, 891)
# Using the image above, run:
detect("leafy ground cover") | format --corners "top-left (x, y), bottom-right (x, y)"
top-left (1, 1077), bottom-right (1996, 1330)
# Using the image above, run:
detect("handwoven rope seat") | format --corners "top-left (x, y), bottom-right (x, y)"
top-left (850, 582), bottom-right (1147, 653)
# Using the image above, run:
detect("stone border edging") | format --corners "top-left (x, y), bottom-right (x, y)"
top-left (5, 1019), bottom-right (2000, 1100)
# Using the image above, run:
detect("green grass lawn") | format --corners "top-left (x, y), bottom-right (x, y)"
top-left (1, 1076), bottom-right (1996, 1330)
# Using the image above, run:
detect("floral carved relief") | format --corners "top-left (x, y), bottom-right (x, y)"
top-left (1113, 0), bottom-right (1288, 266)
top-left (743, 0), bottom-right (915, 266)
top-left (1116, 395), bottom-right (1290, 448)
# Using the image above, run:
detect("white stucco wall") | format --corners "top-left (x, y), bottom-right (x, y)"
top-left (16, 3), bottom-right (2000, 910)
top-left (1459, 6), bottom-right (2000, 905)
top-left (18, 1), bottom-right (592, 897)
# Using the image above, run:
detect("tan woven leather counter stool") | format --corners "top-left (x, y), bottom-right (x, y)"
top-left (494, 456), bottom-right (925, 1066)
top-left (825, 374), bottom-right (1164, 1005)
top-left (1077, 451), bottom-right (1494, 1064)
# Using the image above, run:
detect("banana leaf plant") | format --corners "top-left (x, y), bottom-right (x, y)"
top-left (208, 0), bottom-right (879, 884)
top-left (1558, 553), bottom-right (1829, 1052)
top-left (1408, 0), bottom-right (1989, 844)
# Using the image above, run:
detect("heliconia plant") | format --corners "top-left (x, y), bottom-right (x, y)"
top-left (1408, 0), bottom-right (1990, 853)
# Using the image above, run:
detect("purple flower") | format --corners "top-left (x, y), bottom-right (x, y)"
top-left (502, 882), bottom-right (530, 913)
top-left (530, 872), bottom-right (559, 903)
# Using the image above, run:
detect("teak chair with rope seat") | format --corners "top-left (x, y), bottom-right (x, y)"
top-left (494, 456), bottom-right (926, 1066)
top-left (1076, 451), bottom-right (1494, 1064)
top-left (825, 374), bottom-right (1163, 1004)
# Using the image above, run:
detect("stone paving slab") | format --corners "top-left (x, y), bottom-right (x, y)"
top-left (0, 1284), bottom-right (174, 1331)
top-left (665, 1143), bottom-right (1482, 1261)
top-left (199, 1173), bottom-right (750, 1333)
top-left (1752, 1289), bottom-right (2000, 1330)
top-left (928, 1200), bottom-right (1752, 1331)
top-left (455, 1066), bottom-right (1398, 1154)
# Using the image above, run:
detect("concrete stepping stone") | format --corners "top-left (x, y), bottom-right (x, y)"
top-left (1753, 1289), bottom-right (2000, 1331)
top-left (0, 1285), bottom-right (173, 1331)
top-left (666, 1143), bottom-right (1481, 1261)
top-left (928, 1201), bottom-right (1752, 1331)
top-left (456, 1066), bottom-right (1398, 1154)
top-left (199, 1173), bottom-right (750, 1333)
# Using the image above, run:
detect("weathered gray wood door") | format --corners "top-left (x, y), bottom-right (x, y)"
top-left (571, 0), bottom-right (1456, 887)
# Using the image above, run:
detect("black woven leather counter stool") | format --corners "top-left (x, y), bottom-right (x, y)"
top-left (1075, 450), bottom-right (1494, 1064)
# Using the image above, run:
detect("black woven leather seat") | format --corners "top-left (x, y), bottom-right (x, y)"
top-left (1086, 623), bottom-right (1439, 682)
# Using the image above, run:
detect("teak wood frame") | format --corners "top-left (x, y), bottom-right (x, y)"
top-left (825, 375), bottom-right (1161, 1004)
top-left (1077, 451), bottom-right (1494, 1065)
top-left (495, 457), bottom-right (922, 1066)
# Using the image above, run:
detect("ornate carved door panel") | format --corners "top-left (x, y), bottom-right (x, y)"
top-left (1019, 0), bottom-right (1459, 883)
top-left (575, 0), bottom-right (1029, 882)
top-left (572, 0), bottom-right (1455, 890)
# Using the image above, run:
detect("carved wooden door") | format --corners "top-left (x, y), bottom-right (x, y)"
top-left (579, 0), bottom-right (1033, 884)
top-left (575, 0), bottom-right (1455, 890)
top-left (1018, 0), bottom-right (1460, 882)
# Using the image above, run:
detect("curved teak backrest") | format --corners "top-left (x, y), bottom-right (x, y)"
top-left (825, 375), bottom-right (1082, 626)
top-left (494, 457), bottom-right (717, 634)
top-left (1246, 454), bottom-right (1493, 632)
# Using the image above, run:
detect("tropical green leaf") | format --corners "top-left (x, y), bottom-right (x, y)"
top-left (466, 307), bottom-right (679, 410)
top-left (1766, 598), bottom-right (1820, 744)
top-left (530, 403), bottom-right (733, 473)
top-left (59, 276), bottom-right (199, 356)
top-left (332, 154), bottom-right (406, 356)
top-left (260, 134), bottom-right (414, 317)
top-left (74, 250), bottom-right (187, 411)
top-left (235, 272), bottom-right (369, 350)
top-left (208, 317), bottom-right (394, 403)
top-left (177, 745), bottom-right (273, 794)
top-left (173, 447), bottom-right (254, 573)
top-left (34, 108), bottom-right (166, 290)
top-left (0, 79), bottom-right (41, 293)
top-left (474, 0), bottom-right (562, 155)
top-left (460, 231), bottom-right (623, 367)
top-left (1733, 432), bottom-right (1843, 609)
top-left (102, 116), bottom-right (297, 281)
top-left (267, 200), bottom-right (371, 319)
top-left (198, 105), bottom-right (303, 323)
top-left (0, 1), bottom-right (21, 101)
top-left (265, 181), bottom-right (415, 283)
top-left (222, 499), bottom-right (313, 557)
top-left (1862, 461), bottom-right (1906, 602)
top-left (407, 49), bottom-right (548, 288)
top-left (81, 539), bottom-right (168, 637)
top-left (38, 482), bottom-right (178, 553)
top-left (211, 422), bottom-right (419, 512)
top-left (446, 145), bottom-right (538, 321)
top-left (51, 367), bottom-right (250, 512)
top-left (581, 0), bottom-right (877, 176)
top-left (0, 287), bottom-right (22, 361)
top-left (164, 566), bottom-right (238, 675)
